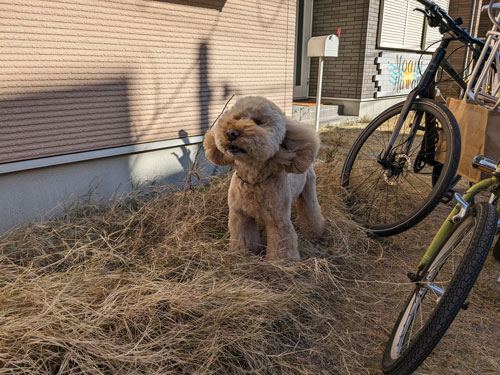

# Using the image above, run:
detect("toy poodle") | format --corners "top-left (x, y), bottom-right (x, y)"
top-left (203, 96), bottom-right (325, 261)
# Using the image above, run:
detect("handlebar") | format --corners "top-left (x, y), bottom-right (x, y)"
top-left (417, 0), bottom-right (435, 8)
top-left (416, 0), bottom-right (483, 48)
top-left (483, 1), bottom-right (500, 29)
top-left (482, 1), bottom-right (500, 12)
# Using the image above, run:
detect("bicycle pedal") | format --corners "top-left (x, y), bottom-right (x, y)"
top-left (407, 272), bottom-right (419, 282)
top-left (440, 190), bottom-right (455, 204)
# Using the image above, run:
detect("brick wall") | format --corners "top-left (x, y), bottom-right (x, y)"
top-left (0, 0), bottom-right (295, 164)
top-left (360, 0), bottom-right (380, 100)
top-left (308, 0), bottom-right (482, 103)
top-left (363, 0), bottom-right (479, 101)
top-left (439, 0), bottom-right (480, 99)
top-left (309, 0), bottom-right (369, 99)
top-left (477, 0), bottom-right (496, 38)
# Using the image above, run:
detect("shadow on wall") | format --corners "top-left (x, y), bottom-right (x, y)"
top-left (0, 80), bottom-right (135, 231)
top-left (193, 41), bottom-right (236, 182)
top-left (257, 0), bottom-right (288, 29)
top-left (133, 41), bottom-right (236, 189)
top-left (172, 130), bottom-right (192, 174)
top-left (128, 40), bottom-right (237, 189)
top-left (0, 77), bottom-right (213, 231)
top-left (148, 0), bottom-right (227, 11)
top-left (0, 37), bottom-right (240, 230)
top-left (0, 80), bottom-right (132, 165)
top-left (197, 41), bottom-right (239, 131)
top-left (199, 42), bottom-right (212, 135)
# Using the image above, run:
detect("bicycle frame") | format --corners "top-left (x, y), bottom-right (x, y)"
top-left (379, 35), bottom-right (484, 165)
top-left (466, 1), bottom-right (500, 111)
top-left (415, 161), bottom-right (500, 274)
top-left (380, 37), bottom-right (455, 162)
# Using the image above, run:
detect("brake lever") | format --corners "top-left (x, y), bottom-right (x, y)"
top-left (414, 7), bottom-right (441, 27)
top-left (414, 7), bottom-right (431, 18)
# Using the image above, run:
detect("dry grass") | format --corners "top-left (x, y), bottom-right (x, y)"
top-left (0, 124), bottom-right (499, 375)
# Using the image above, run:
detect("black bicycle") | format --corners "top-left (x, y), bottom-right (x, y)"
top-left (341, 0), bottom-right (487, 237)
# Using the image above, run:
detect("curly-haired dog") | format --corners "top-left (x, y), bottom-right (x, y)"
top-left (203, 96), bottom-right (325, 261)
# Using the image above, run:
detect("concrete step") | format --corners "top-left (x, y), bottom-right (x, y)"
top-left (292, 102), bottom-right (344, 124)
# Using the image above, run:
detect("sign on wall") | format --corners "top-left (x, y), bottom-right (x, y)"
top-left (374, 51), bottom-right (432, 98)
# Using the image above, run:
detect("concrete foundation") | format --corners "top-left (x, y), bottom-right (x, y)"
top-left (0, 138), bottom-right (218, 233)
top-left (0, 94), bottom-right (407, 233)
top-left (316, 96), bottom-right (406, 117)
top-left (292, 103), bottom-right (344, 123)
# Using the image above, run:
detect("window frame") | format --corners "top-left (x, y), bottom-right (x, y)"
top-left (376, 0), bottom-right (450, 53)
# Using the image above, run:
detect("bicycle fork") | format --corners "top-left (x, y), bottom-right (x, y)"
top-left (378, 37), bottom-right (454, 168)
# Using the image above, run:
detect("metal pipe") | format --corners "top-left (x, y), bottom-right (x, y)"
top-left (463, 0), bottom-right (478, 96)
top-left (314, 56), bottom-right (324, 133)
top-left (452, 192), bottom-right (470, 223)
top-left (425, 283), bottom-right (445, 296)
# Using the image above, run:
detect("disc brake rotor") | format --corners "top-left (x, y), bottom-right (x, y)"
top-left (384, 153), bottom-right (412, 186)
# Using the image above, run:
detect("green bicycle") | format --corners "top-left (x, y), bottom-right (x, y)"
top-left (382, 155), bottom-right (500, 374)
top-left (382, 1), bottom-right (500, 372)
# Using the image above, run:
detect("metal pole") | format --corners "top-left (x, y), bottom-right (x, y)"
top-left (315, 56), bottom-right (324, 132)
top-left (462, 0), bottom-right (477, 98)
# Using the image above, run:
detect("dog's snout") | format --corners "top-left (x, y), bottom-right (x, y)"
top-left (226, 129), bottom-right (241, 141)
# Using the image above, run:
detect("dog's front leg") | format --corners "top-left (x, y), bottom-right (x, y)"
top-left (228, 210), bottom-right (262, 255)
top-left (264, 217), bottom-right (300, 261)
top-left (295, 168), bottom-right (325, 238)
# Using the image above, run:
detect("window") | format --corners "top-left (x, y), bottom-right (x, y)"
top-left (423, 0), bottom-right (449, 50)
top-left (378, 0), bottom-right (450, 52)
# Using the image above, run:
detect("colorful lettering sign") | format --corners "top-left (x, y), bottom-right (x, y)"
top-left (374, 52), bottom-right (432, 98)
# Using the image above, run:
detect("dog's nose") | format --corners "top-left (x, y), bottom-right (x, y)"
top-left (226, 129), bottom-right (241, 141)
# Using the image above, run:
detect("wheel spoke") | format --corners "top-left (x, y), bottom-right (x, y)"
top-left (386, 207), bottom-right (492, 367)
top-left (342, 100), bottom-right (458, 234)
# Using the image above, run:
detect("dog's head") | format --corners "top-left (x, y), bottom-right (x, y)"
top-left (203, 96), bottom-right (319, 174)
top-left (208, 96), bottom-right (287, 163)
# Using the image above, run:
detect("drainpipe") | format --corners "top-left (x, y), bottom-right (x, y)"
top-left (463, 0), bottom-right (478, 76)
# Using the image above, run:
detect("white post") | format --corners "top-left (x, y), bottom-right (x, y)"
top-left (314, 56), bottom-right (324, 133)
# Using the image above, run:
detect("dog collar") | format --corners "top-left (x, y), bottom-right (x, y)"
top-left (236, 172), bottom-right (273, 185)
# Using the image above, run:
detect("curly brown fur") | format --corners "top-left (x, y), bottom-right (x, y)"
top-left (203, 96), bottom-right (325, 261)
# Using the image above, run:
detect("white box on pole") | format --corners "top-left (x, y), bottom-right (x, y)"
top-left (307, 34), bottom-right (339, 132)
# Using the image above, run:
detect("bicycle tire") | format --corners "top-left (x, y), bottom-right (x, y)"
top-left (341, 99), bottom-right (461, 237)
top-left (492, 233), bottom-right (500, 261)
top-left (382, 202), bottom-right (497, 375)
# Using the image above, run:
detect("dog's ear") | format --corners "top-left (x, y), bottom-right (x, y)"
top-left (267, 119), bottom-right (319, 174)
top-left (203, 128), bottom-right (234, 166)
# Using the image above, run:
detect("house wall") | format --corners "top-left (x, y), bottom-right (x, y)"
top-left (361, 0), bottom-right (476, 104)
top-left (477, 0), bottom-right (497, 38)
top-left (308, 0), bottom-right (369, 100)
top-left (0, 0), bottom-right (295, 164)
top-left (0, 140), bottom-right (214, 233)
top-left (439, 0), bottom-right (481, 99)
top-left (307, 0), bottom-right (483, 116)
top-left (360, 0), bottom-right (380, 101)
top-left (308, 0), bottom-right (405, 116)
top-left (0, 0), bottom-right (296, 232)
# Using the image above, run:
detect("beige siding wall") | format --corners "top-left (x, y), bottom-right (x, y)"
top-left (0, 0), bottom-right (295, 164)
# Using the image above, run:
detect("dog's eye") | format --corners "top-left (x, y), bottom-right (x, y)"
top-left (253, 118), bottom-right (263, 125)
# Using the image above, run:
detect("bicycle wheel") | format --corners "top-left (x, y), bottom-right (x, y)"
top-left (341, 99), bottom-right (461, 237)
top-left (492, 233), bottom-right (500, 260)
top-left (382, 202), bottom-right (497, 375)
